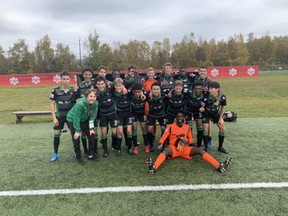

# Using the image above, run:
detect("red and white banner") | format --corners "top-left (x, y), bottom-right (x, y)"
top-left (0, 66), bottom-right (258, 87)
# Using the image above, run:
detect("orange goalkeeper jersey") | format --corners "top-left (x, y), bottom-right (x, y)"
top-left (143, 79), bottom-right (157, 92)
top-left (159, 123), bottom-right (193, 146)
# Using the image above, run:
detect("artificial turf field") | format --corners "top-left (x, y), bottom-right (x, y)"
top-left (0, 71), bottom-right (288, 215)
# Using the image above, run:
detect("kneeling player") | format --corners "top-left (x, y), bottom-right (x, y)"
top-left (146, 112), bottom-right (231, 174)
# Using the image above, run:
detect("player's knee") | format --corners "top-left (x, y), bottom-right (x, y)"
top-left (54, 130), bottom-right (61, 136)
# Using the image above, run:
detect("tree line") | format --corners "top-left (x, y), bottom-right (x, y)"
top-left (0, 31), bottom-right (288, 75)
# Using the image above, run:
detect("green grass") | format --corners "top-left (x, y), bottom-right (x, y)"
top-left (1, 71), bottom-right (288, 215)
top-left (0, 117), bottom-right (288, 215)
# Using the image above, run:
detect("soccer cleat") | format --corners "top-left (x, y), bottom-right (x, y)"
top-left (149, 145), bottom-right (155, 152)
top-left (207, 140), bottom-right (212, 148)
top-left (50, 153), bottom-right (59, 162)
top-left (218, 158), bottom-right (232, 173)
top-left (145, 146), bottom-right (150, 153)
top-left (111, 147), bottom-right (117, 152)
top-left (134, 146), bottom-right (139, 155)
top-left (84, 149), bottom-right (89, 157)
top-left (94, 151), bottom-right (100, 157)
top-left (146, 157), bottom-right (156, 174)
top-left (87, 154), bottom-right (95, 160)
top-left (204, 147), bottom-right (208, 152)
top-left (116, 150), bottom-right (121, 157)
top-left (128, 148), bottom-right (134, 155)
top-left (102, 150), bottom-right (108, 158)
top-left (76, 157), bottom-right (85, 165)
top-left (146, 157), bottom-right (152, 165)
top-left (218, 147), bottom-right (229, 154)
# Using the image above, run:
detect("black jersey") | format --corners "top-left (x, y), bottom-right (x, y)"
top-left (77, 81), bottom-right (94, 99)
top-left (156, 73), bottom-right (175, 94)
top-left (97, 87), bottom-right (116, 116)
top-left (194, 76), bottom-right (212, 87)
top-left (174, 74), bottom-right (195, 89)
top-left (113, 92), bottom-right (131, 113)
top-left (186, 90), bottom-right (205, 113)
top-left (129, 94), bottom-right (146, 115)
top-left (166, 89), bottom-right (188, 115)
top-left (50, 86), bottom-right (75, 118)
top-left (203, 94), bottom-right (227, 115)
top-left (145, 91), bottom-right (166, 117)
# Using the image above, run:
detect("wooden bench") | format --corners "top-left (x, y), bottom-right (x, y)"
top-left (13, 111), bottom-right (51, 123)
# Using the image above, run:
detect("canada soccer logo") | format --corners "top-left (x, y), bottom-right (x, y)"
top-left (247, 67), bottom-right (255, 76)
top-left (229, 68), bottom-right (237, 77)
top-left (53, 75), bottom-right (61, 83)
top-left (10, 77), bottom-right (19, 86)
top-left (210, 68), bottom-right (219, 77)
top-left (32, 76), bottom-right (40, 84)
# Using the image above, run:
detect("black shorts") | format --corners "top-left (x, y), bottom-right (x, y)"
top-left (99, 113), bottom-right (118, 128)
top-left (118, 112), bottom-right (133, 126)
top-left (53, 116), bottom-right (68, 130)
top-left (185, 112), bottom-right (203, 121)
top-left (202, 113), bottom-right (220, 124)
top-left (132, 113), bottom-right (147, 123)
top-left (166, 113), bottom-right (176, 124)
top-left (147, 115), bottom-right (166, 126)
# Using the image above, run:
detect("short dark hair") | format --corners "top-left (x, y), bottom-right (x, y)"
top-left (151, 82), bottom-right (161, 89)
top-left (179, 67), bottom-right (186, 72)
top-left (112, 70), bottom-right (120, 75)
top-left (193, 81), bottom-right (203, 88)
top-left (95, 76), bottom-right (106, 83)
top-left (208, 81), bottom-right (220, 89)
top-left (128, 66), bottom-right (136, 71)
top-left (60, 70), bottom-right (71, 77)
top-left (176, 111), bottom-right (185, 116)
top-left (81, 67), bottom-right (94, 74)
top-left (131, 83), bottom-right (143, 91)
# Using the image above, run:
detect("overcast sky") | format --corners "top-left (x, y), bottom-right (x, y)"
top-left (1, 0), bottom-right (288, 56)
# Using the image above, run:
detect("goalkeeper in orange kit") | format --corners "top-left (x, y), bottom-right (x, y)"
top-left (146, 112), bottom-right (232, 174)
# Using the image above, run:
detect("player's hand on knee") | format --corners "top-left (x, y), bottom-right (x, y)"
top-left (74, 132), bottom-right (80, 140)
top-left (53, 118), bottom-right (59, 126)
top-left (90, 129), bottom-right (95, 136)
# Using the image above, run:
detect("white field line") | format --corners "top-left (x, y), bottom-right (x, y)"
top-left (1, 182), bottom-right (288, 197)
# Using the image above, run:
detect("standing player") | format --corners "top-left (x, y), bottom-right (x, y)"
top-left (201, 81), bottom-right (228, 153)
top-left (185, 81), bottom-right (205, 147)
top-left (94, 76), bottom-right (118, 157)
top-left (124, 66), bottom-right (142, 89)
top-left (146, 112), bottom-right (232, 174)
top-left (142, 67), bottom-right (158, 151)
top-left (155, 62), bottom-right (175, 94)
top-left (166, 80), bottom-right (188, 125)
top-left (66, 89), bottom-right (99, 164)
top-left (145, 82), bottom-right (167, 152)
top-left (50, 70), bottom-right (75, 162)
top-left (73, 67), bottom-right (95, 155)
top-left (130, 83), bottom-right (148, 154)
top-left (113, 78), bottom-right (133, 156)
top-left (174, 67), bottom-right (195, 89)
top-left (98, 66), bottom-right (108, 78)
